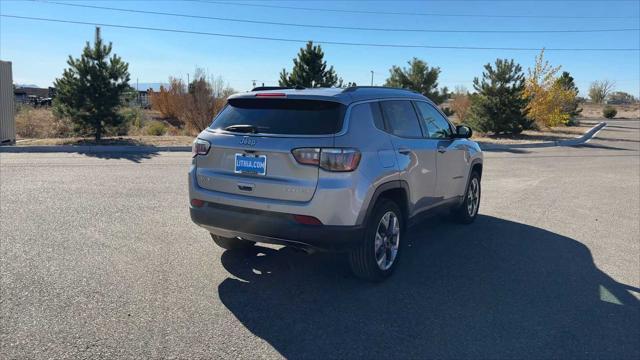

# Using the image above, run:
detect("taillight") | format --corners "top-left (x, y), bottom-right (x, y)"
top-left (292, 148), bottom-right (361, 172)
top-left (192, 139), bottom-right (210, 157)
top-left (291, 148), bottom-right (320, 166)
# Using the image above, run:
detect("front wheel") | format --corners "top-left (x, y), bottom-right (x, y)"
top-left (452, 171), bottom-right (481, 224)
top-left (349, 199), bottom-right (403, 282)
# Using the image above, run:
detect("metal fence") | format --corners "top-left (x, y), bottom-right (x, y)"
top-left (0, 61), bottom-right (16, 145)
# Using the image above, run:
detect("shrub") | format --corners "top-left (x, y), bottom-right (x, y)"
top-left (449, 87), bottom-right (471, 123)
top-left (149, 69), bottom-right (234, 132)
top-left (441, 107), bottom-right (455, 117)
top-left (149, 78), bottom-right (186, 124)
top-left (524, 51), bottom-right (578, 128)
top-left (602, 106), bottom-right (617, 119)
top-left (120, 106), bottom-right (144, 128)
top-left (145, 120), bottom-right (167, 136)
top-left (15, 106), bottom-right (72, 138)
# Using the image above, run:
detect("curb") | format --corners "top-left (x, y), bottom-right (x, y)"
top-left (1, 122), bottom-right (608, 154)
top-left (478, 121), bottom-right (607, 151)
top-left (0, 145), bottom-right (191, 153)
top-left (557, 121), bottom-right (607, 146)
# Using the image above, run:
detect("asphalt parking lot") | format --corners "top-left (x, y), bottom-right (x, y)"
top-left (1, 119), bottom-right (638, 359)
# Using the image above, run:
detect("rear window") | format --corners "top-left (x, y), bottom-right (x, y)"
top-left (211, 98), bottom-right (346, 135)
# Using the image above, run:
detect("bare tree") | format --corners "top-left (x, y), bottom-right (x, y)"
top-left (182, 68), bottom-right (235, 132)
top-left (588, 80), bottom-right (615, 104)
top-left (150, 69), bottom-right (235, 133)
top-left (450, 86), bottom-right (471, 123)
top-left (149, 77), bottom-right (186, 126)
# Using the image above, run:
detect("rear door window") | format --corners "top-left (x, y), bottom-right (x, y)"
top-left (379, 100), bottom-right (423, 138)
top-left (212, 98), bottom-right (346, 135)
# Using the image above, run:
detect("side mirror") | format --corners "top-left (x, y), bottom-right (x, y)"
top-left (454, 125), bottom-right (473, 139)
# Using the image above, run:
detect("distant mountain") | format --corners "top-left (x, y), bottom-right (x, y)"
top-left (16, 82), bottom-right (168, 91)
top-left (15, 84), bottom-right (41, 88)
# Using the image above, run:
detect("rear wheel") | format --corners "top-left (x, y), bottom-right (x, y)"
top-left (349, 199), bottom-right (403, 282)
top-left (452, 171), bottom-right (481, 224)
top-left (210, 234), bottom-right (255, 251)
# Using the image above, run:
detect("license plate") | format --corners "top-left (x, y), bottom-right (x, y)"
top-left (234, 154), bottom-right (267, 175)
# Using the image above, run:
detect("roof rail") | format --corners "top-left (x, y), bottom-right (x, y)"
top-left (251, 85), bottom-right (306, 91)
top-left (342, 86), bottom-right (418, 94)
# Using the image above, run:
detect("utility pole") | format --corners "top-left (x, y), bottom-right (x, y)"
top-left (370, 71), bottom-right (374, 86)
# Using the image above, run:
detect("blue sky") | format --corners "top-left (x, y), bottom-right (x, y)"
top-left (1, 0), bottom-right (639, 97)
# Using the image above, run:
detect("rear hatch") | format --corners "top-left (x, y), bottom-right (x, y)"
top-left (195, 97), bottom-right (346, 202)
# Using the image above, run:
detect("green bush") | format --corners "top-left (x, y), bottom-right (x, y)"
top-left (120, 107), bottom-right (144, 129)
top-left (602, 106), bottom-right (617, 119)
top-left (145, 121), bottom-right (167, 136)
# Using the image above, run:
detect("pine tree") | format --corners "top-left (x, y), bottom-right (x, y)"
top-left (556, 71), bottom-right (579, 93)
top-left (53, 27), bottom-right (130, 140)
top-left (279, 41), bottom-right (342, 88)
top-left (555, 71), bottom-right (582, 120)
top-left (468, 59), bottom-right (531, 134)
top-left (384, 58), bottom-right (448, 104)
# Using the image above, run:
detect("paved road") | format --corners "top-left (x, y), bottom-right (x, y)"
top-left (1, 120), bottom-right (639, 359)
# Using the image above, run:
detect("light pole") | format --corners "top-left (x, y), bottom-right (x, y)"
top-left (370, 71), bottom-right (374, 86)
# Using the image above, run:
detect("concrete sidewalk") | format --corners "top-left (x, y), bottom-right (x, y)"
top-left (477, 121), bottom-right (607, 151)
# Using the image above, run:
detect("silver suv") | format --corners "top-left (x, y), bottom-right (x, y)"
top-left (189, 86), bottom-right (483, 281)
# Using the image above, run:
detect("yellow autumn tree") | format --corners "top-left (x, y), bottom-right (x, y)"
top-left (524, 50), bottom-right (577, 127)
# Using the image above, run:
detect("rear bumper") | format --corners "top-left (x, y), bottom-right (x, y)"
top-left (190, 202), bottom-right (364, 252)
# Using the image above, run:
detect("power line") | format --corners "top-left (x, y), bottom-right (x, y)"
top-left (283, 0), bottom-right (640, 2)
top-left (38, 1), bottom-right (640, 34)
top-left (2, 14), bottom-right (639, 52)
top-left (195, 0), bottom-right (640, 19)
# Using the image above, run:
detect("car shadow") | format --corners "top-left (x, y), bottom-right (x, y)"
top-left (74, 148), bottom-right (160, 163)
top-left (217, 215), bottom-right (639, 359)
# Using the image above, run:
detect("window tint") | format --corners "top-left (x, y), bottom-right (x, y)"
top-left (379, 100), bottom-right (423, 138)
top-left (350, 102), bottom-right (386, 132)
top-left (212, 99), bottom-right (346, 135)
top-left (414, 102), bottom-right (453, 139)
top-left (370, 102), bottom-right (386, 131)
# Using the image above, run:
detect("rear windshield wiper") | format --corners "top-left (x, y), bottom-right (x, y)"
top-left (223, 124), bottom-right (260, 134)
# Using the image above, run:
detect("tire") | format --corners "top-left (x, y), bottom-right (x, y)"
top-left (452, 171), bottom-right (481, 224)
top-left (349, 198), bottom-right (403, 282)
top-left (210, 233), bottom-right (255, 251)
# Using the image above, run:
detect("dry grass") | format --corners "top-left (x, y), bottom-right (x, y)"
top-left (15, 107), bottom-right (72, 139)
top-left (15, 106), bottom-right (196, 140)
top-left (580, 103), bottom-right (639, 119)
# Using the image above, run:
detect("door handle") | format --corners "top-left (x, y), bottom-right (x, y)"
top-left (438, 146), bottom-right (447, 153)
top-left (397, 148), bottom-right (411, 155)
